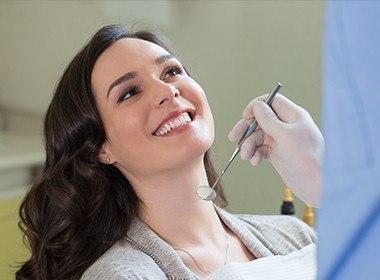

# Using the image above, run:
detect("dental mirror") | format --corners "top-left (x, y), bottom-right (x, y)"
top-left (196, 83), bottom-right (282, 201)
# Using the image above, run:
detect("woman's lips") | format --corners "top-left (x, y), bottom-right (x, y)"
top-left (155, 121), bottom-right (191, 136)
top-left (155, 112), bottom-right (191, 135)
top-left (152, 110), bottom-right (196, 135)
top-left (154, 112), bottom-right (196, 137)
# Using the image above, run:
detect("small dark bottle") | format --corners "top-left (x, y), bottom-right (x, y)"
top-left (281, 188), bottom-right (295, 215)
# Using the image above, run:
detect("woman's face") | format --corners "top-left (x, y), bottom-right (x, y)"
top-left (91, 38), bottom-right (214, 179)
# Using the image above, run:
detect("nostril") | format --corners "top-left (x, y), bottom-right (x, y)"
top-left (159, 98), bottom-right (168, 105)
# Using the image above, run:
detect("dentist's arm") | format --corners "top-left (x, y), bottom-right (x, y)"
top-left (228, 94), bottom-right (324, 207)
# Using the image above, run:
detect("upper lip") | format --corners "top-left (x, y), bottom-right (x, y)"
top-left (152, 108), bottom-right (195, 135)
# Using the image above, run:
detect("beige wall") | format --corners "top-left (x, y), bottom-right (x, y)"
top-left (0, 1), bottom-right (324, 215)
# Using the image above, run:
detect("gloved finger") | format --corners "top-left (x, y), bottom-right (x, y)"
top-left (242, 94), bottom-right (267, 120)
top-left (243, 93), bottom-right (306, 124)
top-left (251, 101), bottom-right (284, 138)
top-left (249, 150), bottom-right (263, 166)
top-left (270, 94), bottom-right (309, 123)
top-left (228, 119), bottom-right (248, 143)
top-left (249, 145), bottom-right (271, 166)
top-left (240, 130), bottom-right (264, 160)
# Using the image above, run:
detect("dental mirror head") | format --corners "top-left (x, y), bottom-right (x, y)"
top-left (196, 185), bottom-right (217, 201)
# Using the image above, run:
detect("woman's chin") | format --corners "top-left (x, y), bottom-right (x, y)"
top-left (154, 144), bottom-right (211, 171)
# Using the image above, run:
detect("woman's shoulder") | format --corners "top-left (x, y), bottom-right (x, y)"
top-left (216, 206), bottom-right (316, 250)
top-left (235, 213), bottom-right (317, 252)
top-left (81, 238), bottom-right (166, 280)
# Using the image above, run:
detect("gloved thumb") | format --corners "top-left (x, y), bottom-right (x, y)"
top-left (251, 101), bottom-right (284, 138)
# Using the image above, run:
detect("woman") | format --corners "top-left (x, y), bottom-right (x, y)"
top-left (16, 24), bottom-right (323, 279)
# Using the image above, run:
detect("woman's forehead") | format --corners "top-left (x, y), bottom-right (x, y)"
top-left (100, 38), bottom-right (170, 65)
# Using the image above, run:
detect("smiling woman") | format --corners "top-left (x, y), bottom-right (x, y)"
top-left (15, 24), bottom-right (226, 280)
top-left (15, 24), bottom-right (320, 280)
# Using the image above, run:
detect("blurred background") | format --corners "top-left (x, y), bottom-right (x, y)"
top-left (0, 1), bottom-right (324, 278)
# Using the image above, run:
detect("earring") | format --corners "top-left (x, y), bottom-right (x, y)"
top-left (106, 157), bottom-right (111, 163)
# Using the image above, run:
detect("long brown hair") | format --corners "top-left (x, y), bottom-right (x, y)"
top-left (16, 24), bottom-right (227, 280)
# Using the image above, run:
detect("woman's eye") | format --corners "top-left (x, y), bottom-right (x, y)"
top-left (164, 66), bottom-right (183, 79)
top-left (117, 86), bottom-right (141, 104)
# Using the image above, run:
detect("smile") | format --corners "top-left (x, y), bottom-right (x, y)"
top-left (154, 112), bottom-right (193, 136)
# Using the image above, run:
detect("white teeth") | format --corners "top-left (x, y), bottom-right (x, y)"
top-left (174, 119), bottom-right (181, 126)
top-left (155, 112), bottom-right (193, 136)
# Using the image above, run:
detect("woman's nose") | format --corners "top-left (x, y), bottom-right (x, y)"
top-left (152, 82), bottom-right (180, 107)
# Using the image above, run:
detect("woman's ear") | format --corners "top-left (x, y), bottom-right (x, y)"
top-left (98, 141), bottom-right (115, 164)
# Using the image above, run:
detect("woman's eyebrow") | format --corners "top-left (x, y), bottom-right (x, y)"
top-left (107, 71), bottom-right (138, 99)
top-left (154, 54), bottom-right (175, 65)
top-left (106, 54), bottom-right (176, 100)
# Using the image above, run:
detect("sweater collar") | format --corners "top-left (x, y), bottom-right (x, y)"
top-left (125, 205), bottom-right (275, 279)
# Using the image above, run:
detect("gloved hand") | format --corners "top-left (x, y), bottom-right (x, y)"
top-left (228, 94), bottom-right (324, 208)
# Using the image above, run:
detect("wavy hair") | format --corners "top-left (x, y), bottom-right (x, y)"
top-left (15, 24), bottom-right (227, 280)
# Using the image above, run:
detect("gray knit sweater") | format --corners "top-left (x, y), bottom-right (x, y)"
top-left (81, 206), bottom-right (316, 280)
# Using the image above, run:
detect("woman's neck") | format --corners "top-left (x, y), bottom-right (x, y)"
top-left (131, 157), bottom-right (227, 249)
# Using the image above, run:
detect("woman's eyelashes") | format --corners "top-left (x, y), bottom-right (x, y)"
top-left (117, 86), bottom-right (141, 104)
top-left (163, 65), bottom-right (183, 79)
top-left (116, 65), bottom-right (184, 104)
